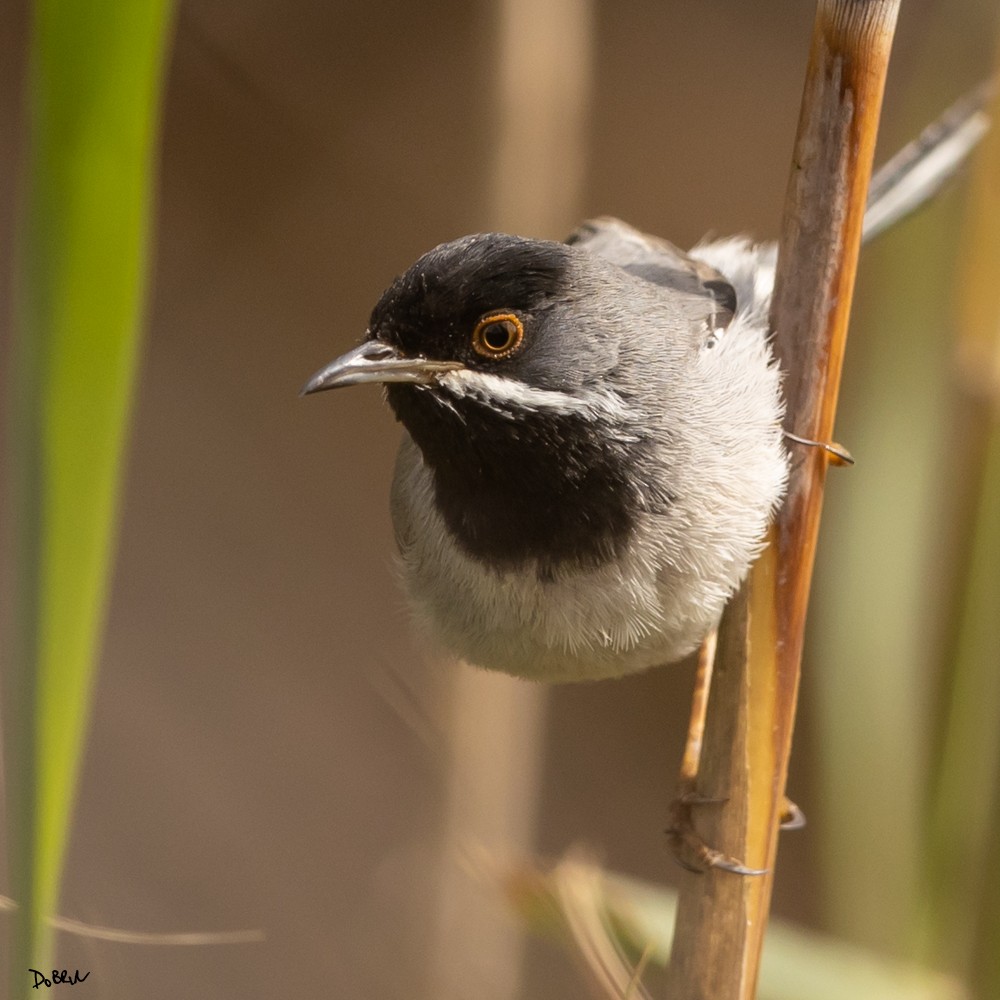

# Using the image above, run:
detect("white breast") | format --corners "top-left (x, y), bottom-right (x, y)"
top-left (389, 427), bottom-right (772, 682)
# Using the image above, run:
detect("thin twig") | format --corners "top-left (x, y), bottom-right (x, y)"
top-left (0, 894), bottom-right (264, 946)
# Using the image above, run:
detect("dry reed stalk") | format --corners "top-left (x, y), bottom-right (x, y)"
top-left (665, 3), bottom-right (901, 997)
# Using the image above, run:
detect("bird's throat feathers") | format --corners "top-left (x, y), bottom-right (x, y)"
top-left (387, 376), bottom-right (662, 574)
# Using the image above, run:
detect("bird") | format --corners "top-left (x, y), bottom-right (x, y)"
top-left (302, 87), bottom-right (989, 683)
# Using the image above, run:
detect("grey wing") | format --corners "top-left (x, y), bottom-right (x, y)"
top-left (566, 216), bottom-right (737, 331)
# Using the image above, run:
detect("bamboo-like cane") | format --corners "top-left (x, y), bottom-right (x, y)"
top-left (665, 3), bottom-right (901, 997)
top-left (923, 56), bottom-right (1000, 995)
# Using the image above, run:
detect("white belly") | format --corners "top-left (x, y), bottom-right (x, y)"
top-left (389, 435), bottom-right (736, 681)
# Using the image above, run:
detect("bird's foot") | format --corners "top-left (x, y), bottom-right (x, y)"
top-left (666, 788), bottom-right (768, 876)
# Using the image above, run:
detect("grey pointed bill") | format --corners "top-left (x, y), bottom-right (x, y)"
top-left (300, 338), bottom-right (464, 396)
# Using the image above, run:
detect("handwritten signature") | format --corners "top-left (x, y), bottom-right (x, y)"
top-left (29, 969), bottom-right (91, 989)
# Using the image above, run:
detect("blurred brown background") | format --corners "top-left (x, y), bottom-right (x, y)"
top-left (1, 1), bottom-right (995, 997)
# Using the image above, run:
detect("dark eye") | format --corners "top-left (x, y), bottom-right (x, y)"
top-left (471, 312), bottom-right (524, 358)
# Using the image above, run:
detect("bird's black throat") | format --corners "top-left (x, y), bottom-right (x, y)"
top-left (388, 382), bottom-right (665, 575)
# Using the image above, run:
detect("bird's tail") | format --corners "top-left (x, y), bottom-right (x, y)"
top-left (862, 81), bottom-right (993, 243)
top-left (694, 82), bottom-right (993, 319)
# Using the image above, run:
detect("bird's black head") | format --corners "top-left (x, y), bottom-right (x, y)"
top-left (304, 232), bottom-right (663, 573)
top-left (369, 233), bottom-right (579, 388)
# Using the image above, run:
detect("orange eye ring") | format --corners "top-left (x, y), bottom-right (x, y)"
top-left (471, 312), bottom-right (524, 359)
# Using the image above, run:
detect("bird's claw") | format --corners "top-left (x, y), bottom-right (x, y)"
top-left (666, 792), bottom-right (768, 877)
top-left (780, 798), bottom-right (807, 830)
top-left (784, 430), bottom-right (855, 466)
